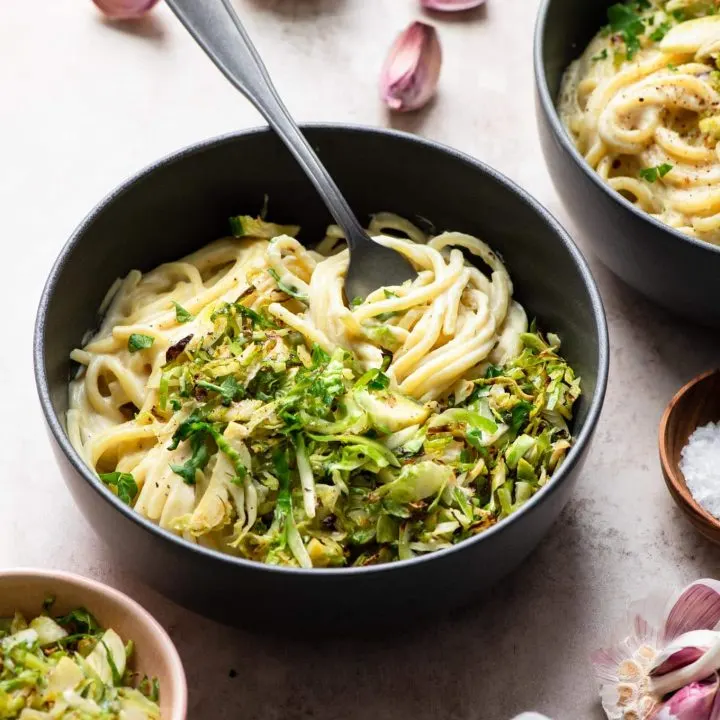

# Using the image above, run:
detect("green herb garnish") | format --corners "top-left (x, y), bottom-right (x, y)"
top-left (196, 375), bottom-right (244, 405)
top-left (56, 608), bottom-right (102, 636)
top-left (640, 163), bottom-right (674, 182)
top-left (98, 471), bottom-right (139, 505)
top-left (607, 2), bottom-right (646, 60)
top-left (172, 301), bottom-right (194, 323)
top-left (170, 431), bottom-right (210, 485)
top-left (649, 20), bottom-right (671, 41)
top-left (127, 333), bottom-right (154, 353)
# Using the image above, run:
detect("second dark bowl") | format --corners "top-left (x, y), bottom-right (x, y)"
top-left (534, 0), bottom-right (720, 327)
top-left (34, 125), bottom-right (608, 629)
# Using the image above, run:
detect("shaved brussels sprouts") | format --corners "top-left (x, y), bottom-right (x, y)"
top-left (0, 601), bottom-right (160, 719)
top-left (142, 288), bottom-right (580, 567)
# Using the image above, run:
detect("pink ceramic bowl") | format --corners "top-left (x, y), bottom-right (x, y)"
top-left (0, 568), bottom-right (187, 720)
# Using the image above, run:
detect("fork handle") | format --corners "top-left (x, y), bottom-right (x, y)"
top-left (164, 0), bottom-right (366, 246)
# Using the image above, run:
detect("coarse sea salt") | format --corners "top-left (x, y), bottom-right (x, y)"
top-left (680, 421), bottom-right (720, 519)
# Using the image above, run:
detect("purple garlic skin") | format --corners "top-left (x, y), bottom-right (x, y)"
top-left (652, 647), bottom-right (707, 677)
top-left (665, 581), bottom-right (720, 642)
top-left (92, 0), bottom-right (160, 20)
top-left (651, 676), bottom-right (719, 720)
top-left (421, 0), bottom-right (486, 10)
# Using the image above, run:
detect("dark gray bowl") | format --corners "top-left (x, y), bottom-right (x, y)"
top-left (535, 0), bottom-right (720, 326)
top-left (34, 125), bottom-right (608, 628)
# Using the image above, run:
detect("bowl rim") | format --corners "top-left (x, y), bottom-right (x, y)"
top-left (33, 122), bottom-right (609, 577)
top-left (533, 0), bottom-right (720, 258)
top-left (658, 368), bottom-right (720, 529)
top-left (0, 567), bottom-right (187, 720)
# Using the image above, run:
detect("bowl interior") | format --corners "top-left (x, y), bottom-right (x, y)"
top-left (660, 370), bottom-right (720, 532)
top-left (0, 570), bottom-right (186, 720)
top-left (537, 0), bottom-right (609, 102)
top-left (36, 125), bottom-right (606, 565)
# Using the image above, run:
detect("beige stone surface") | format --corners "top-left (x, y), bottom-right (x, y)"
top-left (3, 1), bottom-right (720, 718)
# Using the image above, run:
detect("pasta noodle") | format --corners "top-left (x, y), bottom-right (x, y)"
top-left (559, 0), bottom-right (720, 245)
top-left (67, 212), bottom-right (580, 567)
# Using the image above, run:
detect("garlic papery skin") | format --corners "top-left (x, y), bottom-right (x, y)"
top-left (421, 0), bottom-right (486, 10)
top-left (664, 580), bottom-right (720, 641)
top-left (380, 22), bottom-right (441, 112)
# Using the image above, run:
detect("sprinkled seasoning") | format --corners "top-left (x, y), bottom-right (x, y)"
top-left (680, 421), bottom-right (720, 518)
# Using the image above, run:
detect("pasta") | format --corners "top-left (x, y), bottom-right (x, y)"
top-left (67, 212), bottom-right (580, 568)
top-left (559, 0), bottom-right (720, 244)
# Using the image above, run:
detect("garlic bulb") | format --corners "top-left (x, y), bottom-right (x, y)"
top-left (592, 579), bottom-right (720, 719)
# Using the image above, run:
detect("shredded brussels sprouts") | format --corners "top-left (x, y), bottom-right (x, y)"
top-left (152, 290), bottom-right (581, 567)
top-left (0, 600), bottom-right (160, 719)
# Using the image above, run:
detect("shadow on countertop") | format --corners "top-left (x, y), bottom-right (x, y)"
top-left (121, 512), bottom-right (604, 720)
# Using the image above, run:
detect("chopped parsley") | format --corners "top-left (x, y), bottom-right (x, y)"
top-left (649, 20), bottom-right (671, 42)
top-left (170, 431), bottom-right (211, 485)
top-left (592, 48), bottom-right (609, 61)
top-left (127, 333), bottom-right (154, 353)
top-left (235, 303), bottom-right (276, 328)
top-left (98, 471), bottom-right (139, 505)
top-left (172, 301), bottom-right (194, 323)
top-left (196, 375), bottom-right (244, 405)
top-left (606, 2), bottom-right (646, 60)
top-left (640, 163), bottom-right (674, 182)
top-left (54, 607), bottom-right (103, 636)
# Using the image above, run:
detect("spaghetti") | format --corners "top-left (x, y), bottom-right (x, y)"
top-left (67, 212), bottom-right (580, 567)
top-left (560, 1), bottom-right (720, 245)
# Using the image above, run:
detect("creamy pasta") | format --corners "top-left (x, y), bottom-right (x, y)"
top-left (560, 0), bottom-right (720, 244)
top-left (67, 212), bottom-right (580, 568)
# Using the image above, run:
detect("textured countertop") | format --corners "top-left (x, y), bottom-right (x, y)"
top-left (4, 1), bottom-right (720, 718)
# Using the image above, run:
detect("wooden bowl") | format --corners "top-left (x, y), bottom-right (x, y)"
top-left (0, 568), bottom-right (187, 720)
top-left (659, 369), bottom-right (720, 544)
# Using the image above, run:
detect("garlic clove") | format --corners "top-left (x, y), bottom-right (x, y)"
top-left (650, 635), bottom-right (720, 698)
top-left (651, 676), bottom-right (718, 720)
top-left (665, 581), bottom-right (720, 642)
top-left (380, 22), bottom-right (442, 112)
top-left (91, 0), bottom-right (160, 19)
top-left (651, 631), bottom-right (720, 677)
top-left (652, 647), bottom-right (707, 677)
top-left (421, 0), bottom-right (486, 10)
